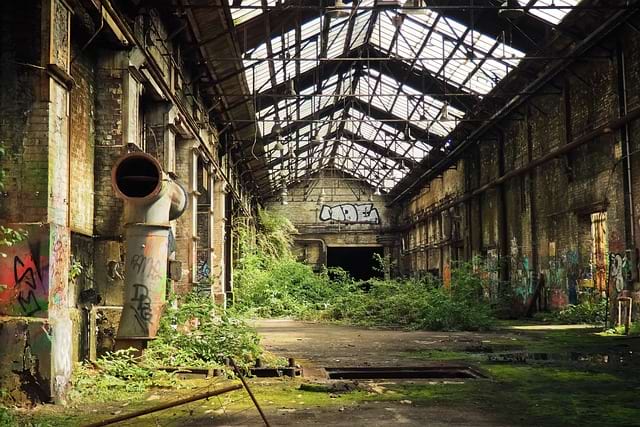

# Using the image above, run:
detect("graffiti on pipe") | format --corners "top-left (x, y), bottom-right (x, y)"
top-left (130, 254), bottom-right (164, 281)
top-left (319, 203), bottom-right (380, 224)
top-left (130, 283), bottom-right (152, 334)
top-left (49, 225), bottom-right (69, 308)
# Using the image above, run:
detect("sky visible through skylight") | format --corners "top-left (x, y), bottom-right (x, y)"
top-left (228, 0), bottom-right (581, 191)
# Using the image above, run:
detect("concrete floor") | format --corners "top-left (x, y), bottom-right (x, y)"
top-left (241, 319), bottom-right (520, 426)
top-left (19, 319), bottom-right (635, 426)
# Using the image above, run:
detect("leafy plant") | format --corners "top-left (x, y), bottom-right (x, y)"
top-left (233, 208), bottom-right (496, 331)
top-left (0, 225), bottom-right (27, 258)
top-left (145, 291), bottom-right (262, 370)
top-left (69, 258), bottom-right (83, 282)
top-left (536, 299), bottom-right (607, 325)
top-left (326, 268), bottom-right (495, 331)
top-left (0, 406), bottom-right (16, 426)
top-left (70, 349), bottom-right (176, 401)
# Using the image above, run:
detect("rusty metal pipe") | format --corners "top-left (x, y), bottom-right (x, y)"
top-left (111, 153), bottom-right (188, 347)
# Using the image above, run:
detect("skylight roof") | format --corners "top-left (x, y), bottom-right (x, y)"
top-left (370, 11), bottom-right (525, 95)
top-left (227, 0), bottom-right (278, 25)
top-left (521, 0), bottom-right (582, 25)
top-left (243, 11), bottom-right (370, 94)
top-left (228, 0), bottom-right (586, 195)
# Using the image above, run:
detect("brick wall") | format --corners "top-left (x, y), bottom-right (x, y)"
top-left (69, 41), bottom-right (96, 236)
top-left (399, 24), bottom-right (640, 315)
top-left (265, 173), bottom-right (392, 270)
top-left (0, 0), bottom-right (49, 223)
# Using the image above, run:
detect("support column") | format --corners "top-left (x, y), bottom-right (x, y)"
top-left (211, 178), bottom-right (227, 305)
top-left (174, 139), bottom-right (198, 294)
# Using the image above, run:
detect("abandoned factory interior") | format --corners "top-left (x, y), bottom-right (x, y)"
top-left (3, 0), bottom-right (640, 426)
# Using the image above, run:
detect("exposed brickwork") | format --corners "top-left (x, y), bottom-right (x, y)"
top-left (0, 0), bottom-right (48, 223)
top-left (69, 41), bottom-right (96, 236)
top-left (400, 26), bottom-right (640, 316)
top-left (265, 173), bottom-right (392, 270)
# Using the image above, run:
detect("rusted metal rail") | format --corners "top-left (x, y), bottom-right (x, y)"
top-left (82, 383), bottom-right (243, 427)
top-left (230, 358), bottom-right (271, 427)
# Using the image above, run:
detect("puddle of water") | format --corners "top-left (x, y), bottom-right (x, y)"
top-left (324, 366), bottom-right (487, 380)
top-left (487, 351), bottom-right (636, 364)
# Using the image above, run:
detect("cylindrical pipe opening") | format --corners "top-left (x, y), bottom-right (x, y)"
top-left (112, 153), bottom-right (162, 199)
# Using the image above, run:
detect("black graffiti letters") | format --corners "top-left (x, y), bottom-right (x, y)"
top-left (130, 255), bottom-right (163, 281)
top-left (14, 256), bottom-right (42, 316)
top-left (130, 283), bottom-right (152, 333)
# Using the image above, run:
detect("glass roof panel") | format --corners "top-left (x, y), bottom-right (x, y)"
top-left (522, 0), bottom-right (582, 25)
top-left (243, 11), bottom-right (369, 95)
top-left (227, 0), bottom-right (278, 25)
top-left (227, 0), bottom-right (574, 194)
top-left (370, 11), bottom-right (525, 95)
top-left (355, 69), bottom-right (463, 137)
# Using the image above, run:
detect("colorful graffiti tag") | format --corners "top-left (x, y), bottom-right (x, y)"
top-left (608, 252), bottom-right (629, 294)
top-left (0, 225), bottom-right (50, 317)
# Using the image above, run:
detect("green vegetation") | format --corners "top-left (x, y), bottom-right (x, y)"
top-left (326, 262), bottom-right (494, 330)
top-left (145, 291), bottom-right (262, 370)
top-left (69, 349), bottom-right (177, 402)
top-left (0, 406), bottom-right (16, 426)
top-left (67, 290), bottom-right (265, 403)
top-left (234, 209), bottom-right (495, 331)
top-left (534, 299), bottom-right (607, 325)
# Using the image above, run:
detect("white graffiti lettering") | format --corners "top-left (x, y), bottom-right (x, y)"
top-left (319, 203), bottom-right (380, 224)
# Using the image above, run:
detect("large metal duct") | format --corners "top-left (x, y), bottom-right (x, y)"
top-left (111, 152), bottom-right (187, 349)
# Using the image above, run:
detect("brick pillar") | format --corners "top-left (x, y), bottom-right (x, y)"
top-left (174, 138), bottom-right (197, 294)
top-left (211, 178), bottom-right (227, 305)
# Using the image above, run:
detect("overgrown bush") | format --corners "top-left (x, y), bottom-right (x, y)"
top-left (145, 291), bottom-right (262, 369)
top-left (235, 255), bottom-right (347, 317)
top-left (70, 349), bottom-right (176, 401)
top-left (233, 209), bottom-right (496, 331)
top-left (70, 292), bottom-right (264, 401)
top-left (538, 299), bottom-right (608, 325)
top-left (327, 265), bottom-right (495, 331)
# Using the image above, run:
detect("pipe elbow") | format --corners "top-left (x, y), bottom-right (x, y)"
top-left (112, 152), bottom-right (188, 224)
top-left (168, 180), bottom-right (188, 220)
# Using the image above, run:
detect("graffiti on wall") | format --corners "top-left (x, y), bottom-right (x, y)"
top-left (0, 225), bottom-right (50, 317)
top-left (196, 251), bottom-right (211, 283)
top-left (49, 224), bottom-right (69, 309)
top-left (608, 252), bottom-right (628, 294)
top-left (319, 203), bottom-right (380, 224)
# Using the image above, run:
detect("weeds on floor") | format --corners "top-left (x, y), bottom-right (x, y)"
top-left (234, 210), bottom-right (495, 331)
top-left (533, 298), bottom-right (607, 325)
top-left (69, 291), bottom-right (266, 403)
top-left (145, 291), bottom-right (263, 370)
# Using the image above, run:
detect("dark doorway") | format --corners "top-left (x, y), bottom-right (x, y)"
top-left (326, 246), bottom-right (384, 280)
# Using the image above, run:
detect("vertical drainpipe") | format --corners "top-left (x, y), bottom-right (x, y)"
top-left (617, 42), bottom-right (636, 254)
top-left (526, 105), bottom-right (539, 312)
top-left (111, 153), bottom-right (188, 350)
top-left (497, 131), bottom-right (510, 294)
top-left (224, 192), bottom-right (233, 305)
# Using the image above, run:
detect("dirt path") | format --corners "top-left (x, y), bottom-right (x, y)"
top-left (254, 318), bottom-right (520, 374)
